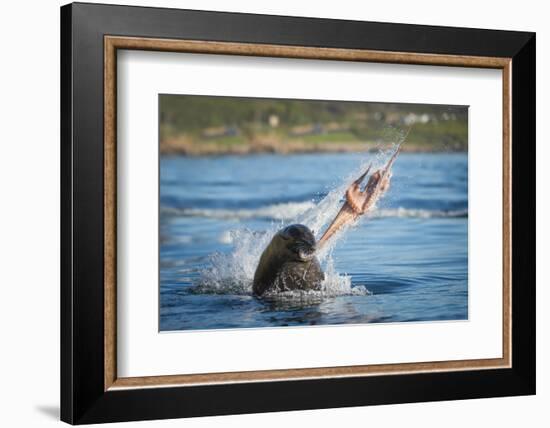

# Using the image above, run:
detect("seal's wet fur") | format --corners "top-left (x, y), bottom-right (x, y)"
top-left (253, 224), bottom-right (324, 296)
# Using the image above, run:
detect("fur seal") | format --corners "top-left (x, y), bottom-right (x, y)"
top-left (253, 224), bottom-right (324, 296)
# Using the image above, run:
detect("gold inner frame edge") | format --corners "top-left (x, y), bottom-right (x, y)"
top-left (104, 35), bottom-right (512, 391)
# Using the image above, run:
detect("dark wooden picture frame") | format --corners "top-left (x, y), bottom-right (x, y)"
top-left (61, 2), bottom-right (535, 424)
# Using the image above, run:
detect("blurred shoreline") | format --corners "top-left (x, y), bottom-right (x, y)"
top-left (160, 95), bottom-right (468, 156)
top-left (160, 138), bottom-right (467, 156)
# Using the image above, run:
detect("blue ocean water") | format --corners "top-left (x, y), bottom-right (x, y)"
top-left (159, 152), bottom-right (468, 331)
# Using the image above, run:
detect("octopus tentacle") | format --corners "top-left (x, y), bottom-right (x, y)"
top-left (317, 141), bottom-right (404, 249)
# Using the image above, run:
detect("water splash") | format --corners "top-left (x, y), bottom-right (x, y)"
top-left (195, 225), bottom-right (370, 298)
top-left (195, 145), bottom-right (404, 298)
top-left (195, 228), bottom-right (274, 295)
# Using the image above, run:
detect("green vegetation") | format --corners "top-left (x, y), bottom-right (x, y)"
top-left (300, 131), bottom-right (358, 144)
top-left (160, 95), bottom-right (468, 155)
top-left (204, 135), bottom-right (247, 147)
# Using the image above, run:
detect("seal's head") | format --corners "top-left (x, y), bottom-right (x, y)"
top-left (253, 223), bottom-right (322, 296)
top-left (275, 224), bottom-right (317, 262)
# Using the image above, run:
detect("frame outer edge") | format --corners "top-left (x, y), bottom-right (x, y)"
top-left (74, 2), bottom-right (534, 58)
top-left (63, 3), bottom-right (536, 423)
top-left (510, 33), bottom-right (536, 391)
top-left (71, 3), bottom-right (111, 422)
top-left (60, 3), bottom-right (75, 424)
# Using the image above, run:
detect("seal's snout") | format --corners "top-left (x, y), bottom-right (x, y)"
top-left (296, 244), bottom-right (316, 261)
top-left (297, 239), bottom-right (316, 254)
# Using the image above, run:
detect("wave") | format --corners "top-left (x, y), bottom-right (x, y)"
top-left (161, 202), bottom-right (467, 221)
top-left (374, 207), bottom-right (467, 219)
top-left (161, 201), bottom-right (316, 221)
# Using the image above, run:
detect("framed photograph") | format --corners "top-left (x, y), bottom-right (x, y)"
top-left (60, 2), bottom-right (535, 424)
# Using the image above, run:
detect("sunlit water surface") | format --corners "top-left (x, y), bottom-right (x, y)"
top-left (160, 152), bottom-right (468, 331)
